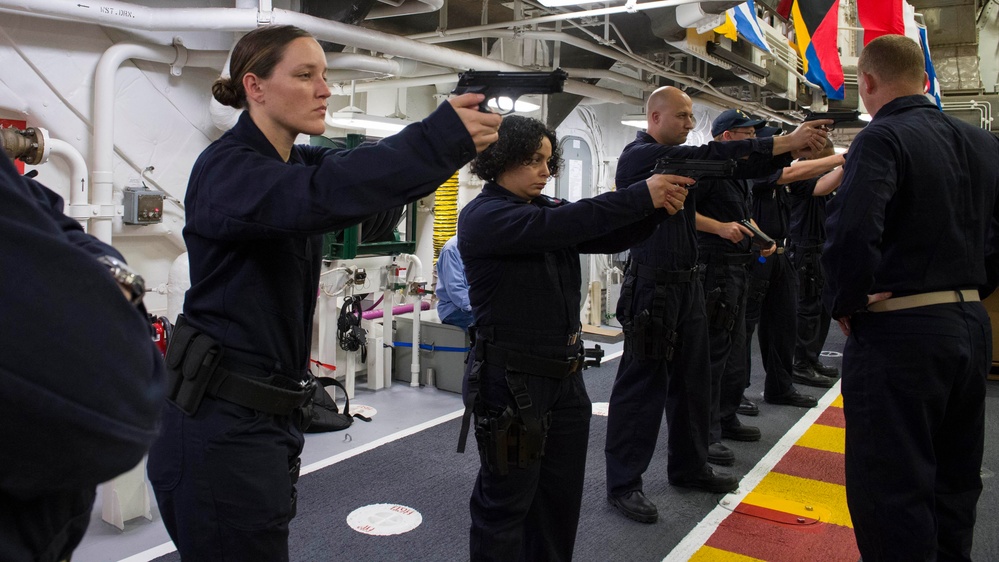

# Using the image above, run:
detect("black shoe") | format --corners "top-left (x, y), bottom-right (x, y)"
top-left (670, 465), bottom-right (740, 493)
top-left (721, 419), bottom-right (761, 442)
top-left (737, 395), bottom-right (759, 417)
top-left (809, 361), bottom-right (840, 378)
top-left (791, 365), bottom-right (837, 388)
top-left (707, 442), bottom-right (735, 466)
top-left (608, 490), bottom-right (658, 523)
top-left (765, 389), bottom-right (818, 408)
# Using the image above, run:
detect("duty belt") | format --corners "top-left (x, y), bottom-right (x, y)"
top-left (481, 342), bottom-right (583, 379)
top-left (475, 325), bottom-right (581, 347)
top-left (630, 262), bottom-right (700, 284)
top-left (867, 289), bottom-right (979, 313)
top-left (208, 366), bottom-right (315, 416)
top-left (704, 252), bottom-right (755, 266)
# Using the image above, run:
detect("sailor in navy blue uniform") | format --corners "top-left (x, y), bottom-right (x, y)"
top-left (605, 89), bottom-right (829, 524)
top-left (146, 25), bottom-right (501, 561)
top-left (692, 113), bottom-right (782, 467)
top-left (458, 115), bottom-right (688, 561)
top-left (785, 140), bottom-right (842, 380)
top-left (1, 153), bottom-right (165, 562)
top-left (823, 35), bottom-right (999, 561)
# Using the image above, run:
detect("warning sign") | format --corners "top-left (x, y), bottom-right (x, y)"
top-left (346, 504), bottom-right (423, 536)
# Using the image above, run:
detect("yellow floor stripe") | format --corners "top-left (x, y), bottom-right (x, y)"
top-left (753, 472), bottom-right (854, 528)
top-left (830, 394), bottom-right (844, 408)
top-left (689, 545), bottom-right (766, 561)
top-left (741, 491), bottom-right (831, 523)
top-left (795, 424), bottom-right (846, 454)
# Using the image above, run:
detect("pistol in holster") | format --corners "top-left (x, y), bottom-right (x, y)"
top-left (623, 308), bottom-right (679, 362)
top-left (706, 283), bottom-right (741, 332)
top-left (164, 314), bottom-right (224, 416)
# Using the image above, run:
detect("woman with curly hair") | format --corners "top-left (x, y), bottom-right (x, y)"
top-left (457, 115), bottom-right (690, 560)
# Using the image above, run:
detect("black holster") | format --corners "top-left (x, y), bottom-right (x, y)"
top-left (705, 286), bottom-right (739, 332)
top-left (164, 314), bottom-right (223, 416)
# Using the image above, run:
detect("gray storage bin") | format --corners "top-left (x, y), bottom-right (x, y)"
top-left (392, 316), bottom-right (470, 394)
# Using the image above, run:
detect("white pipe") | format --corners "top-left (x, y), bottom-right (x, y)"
top-left (382, 280), bottom-right (395, 389)
top-left (46, 137), bottom-right (90, 226)
top-left (92, 41), bottom-right (228, 243)
top-left (0, 1), bottom-right (644, 107)
top-left (396, 253), bottom-right (424, 387)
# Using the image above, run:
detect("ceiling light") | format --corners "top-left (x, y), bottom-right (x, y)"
top-left (326, 107), bottom-right (411, 134)
top-left (536, 0), bottom-right (602, 6)
top-left (487, 96), bottom-right (541, 113)
top-left (621, 113), bottom-right (648, 128)
top-left (858, 113), bottom-right (873, 122)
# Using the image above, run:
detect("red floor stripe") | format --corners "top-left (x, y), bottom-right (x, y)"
top-left (815, 406), bottom-right (846, 428)
top-left (772, 446), bottom-right (847, 486)
top-left (705, 507), bottom-right (860, 562)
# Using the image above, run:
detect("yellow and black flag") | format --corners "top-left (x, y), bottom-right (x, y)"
top-left (791, 0), bottom-right (844, 100)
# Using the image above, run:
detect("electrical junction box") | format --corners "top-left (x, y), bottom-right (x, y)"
top-left (123, 187), bottom-right (164, 225)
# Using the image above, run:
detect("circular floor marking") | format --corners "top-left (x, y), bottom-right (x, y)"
top-left (346, 503), bottom-right (423, 536)
top-left (592, 402), bottom-right (609, 417)
top-left (819, 351), bottom-right (843, 358)
top-left (348, 404), bottom-right (377, 418)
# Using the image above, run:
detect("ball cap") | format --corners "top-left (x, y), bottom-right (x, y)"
top-left (711, 109), bottom-right (766, 138)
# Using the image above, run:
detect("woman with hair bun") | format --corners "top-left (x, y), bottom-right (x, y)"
top-left (146, 24), bottom-right (500, 560)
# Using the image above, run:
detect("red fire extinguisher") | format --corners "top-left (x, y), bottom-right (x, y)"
top-left (150, 315), bottom-right (171, 356)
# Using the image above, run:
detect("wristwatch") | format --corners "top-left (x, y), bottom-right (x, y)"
top-left (97, 255), bottom-right (146, 306)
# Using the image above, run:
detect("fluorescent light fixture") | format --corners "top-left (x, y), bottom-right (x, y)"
top-left (537, 0), bottom-right (602, 6)
top-left (326, 107), bottom-right (411, 134)
top-left (487, 96), bottom-right (541, 113)
top-left (859, 112), bottom-right (873, 122)
top-left (621, 113), bottom-right (648, 128)
top-left (834, 146), bottom-right (848, 154)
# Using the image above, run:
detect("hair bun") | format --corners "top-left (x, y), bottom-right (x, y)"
top-left (211, 76), bottom-right (242, 109)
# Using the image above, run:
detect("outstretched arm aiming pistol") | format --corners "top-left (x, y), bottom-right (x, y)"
top-left (652, 158), bottom-right (738, 184)
top-left (452, 69), bottom-right (569, 113)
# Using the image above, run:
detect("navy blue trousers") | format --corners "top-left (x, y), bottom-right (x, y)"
top-left (844, 304), bottom-right (988, 561)
top-left (790, 243), bottom-right (831, 365)
top-left (467, 348), bottom-right (591, 562)
top-left (745, 253), bottom-right (798, 399)
top-left (701, 258), bottom-right (750, 442)
top-left (148, 397), bottom-right (304, 561)
top-left (605, 279), bottom-right (711, 493)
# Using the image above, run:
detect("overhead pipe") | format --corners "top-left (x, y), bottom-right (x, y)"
top-left (406, 0), bottom-right (706, 40)
top-left (0, 1), bottom-right (651, 107)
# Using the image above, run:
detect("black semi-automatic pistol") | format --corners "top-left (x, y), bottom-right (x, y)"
top-left (803, 109), bottom-right (863, 130)
top-left (738, 219), bottom-right (777, 248)
top-left (651, 158), bottom-right (738, 184)
top-left (452, 68), bottom-right (569, 113)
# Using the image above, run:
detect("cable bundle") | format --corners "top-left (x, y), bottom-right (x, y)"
top-left (337, 295), bottom-right (367, 363)
top-left (433, 171), bottom-right (460, 265)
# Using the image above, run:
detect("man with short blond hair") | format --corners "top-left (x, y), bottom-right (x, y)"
top-left (823, 34), bottom-right (999, 560)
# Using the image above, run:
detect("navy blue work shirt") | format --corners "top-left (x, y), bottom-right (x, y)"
top-left (459, 181), bottom-right (665, 337)
top-left (0, 154), bottom-right (165, 560)
top-left (822, 95), bottom-right (999, 319)
top-left (695, 177), bottom-right (754, 254)
top-left (617, 131), bottom-right (790, 269)
top-left (751, 170), bottom-right (791, 242)
top-left (787, 176), bottom-right (828, 244)
top-left (183, 104), bottom-right (476, 380)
